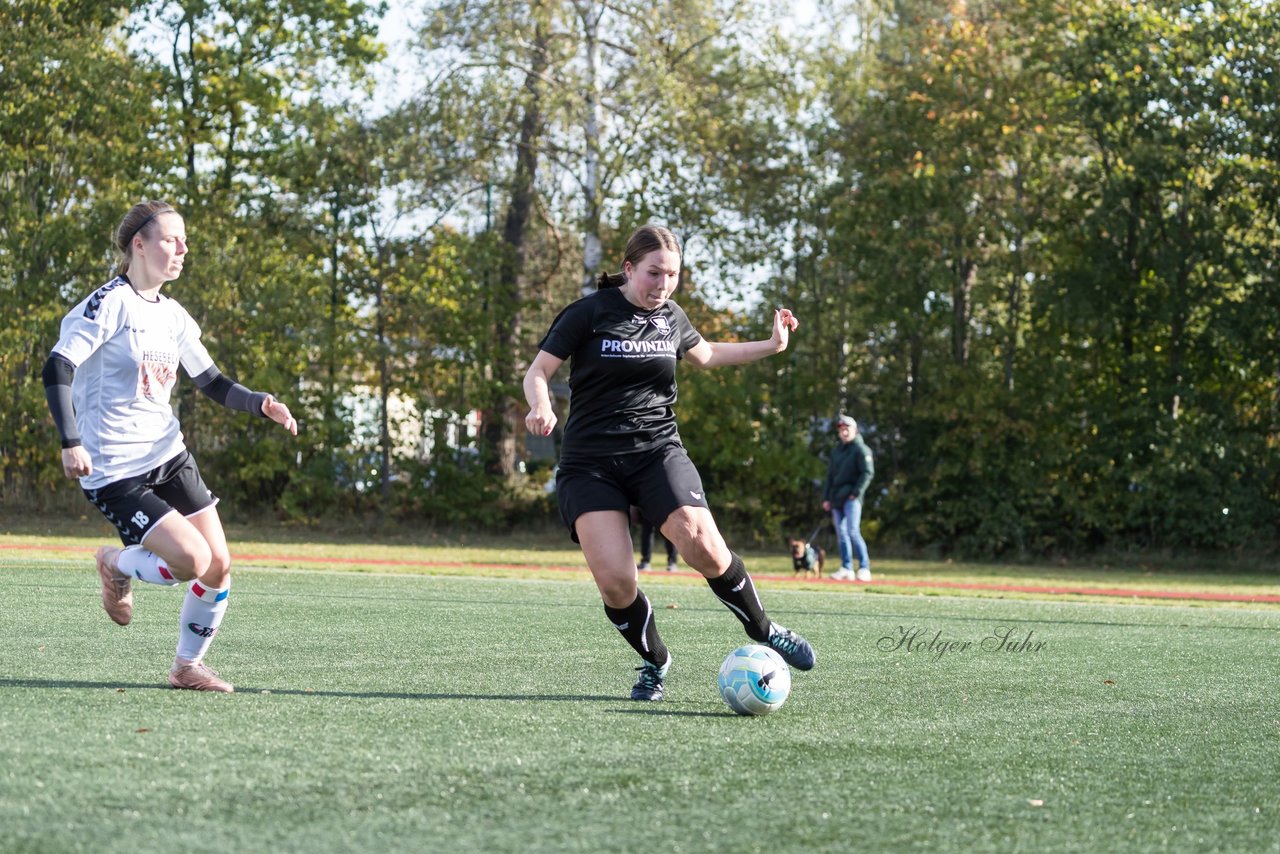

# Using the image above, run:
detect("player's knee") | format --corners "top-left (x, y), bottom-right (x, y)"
top-left (600, 578), bottom-right (637, 609)
top-left (671, 533), bottom-right (728, 574)
top-left (169, 540), bottom-right (213, 580)
top-left (663, 510), bottom-right (723, 569)
top-left (662, 507), bottom-right (699, 542)
top-left (201, 548), bottom-right (231, 586)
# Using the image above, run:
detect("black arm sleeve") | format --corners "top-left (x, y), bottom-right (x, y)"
top-left (191, 366), bottom-right (270, 417)
top-left (42, 353), bottom-right (82, 448)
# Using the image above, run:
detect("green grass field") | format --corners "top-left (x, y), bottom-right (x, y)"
top-left (2, 549), bottom-right (1277, 852)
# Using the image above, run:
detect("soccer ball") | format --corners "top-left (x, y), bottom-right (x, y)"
top-left (717, 644), bottom-right (791, 716)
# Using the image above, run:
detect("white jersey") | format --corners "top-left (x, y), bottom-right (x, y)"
top-left (51, 276), bottom-right (216, 489)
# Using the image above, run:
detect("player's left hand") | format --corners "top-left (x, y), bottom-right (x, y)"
top-left (262, 394), bottom-right (298, 436)
top-left (772, 308), bottom-right (800, 351)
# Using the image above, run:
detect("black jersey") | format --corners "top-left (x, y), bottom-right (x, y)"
top-left (539, 287), bottom-right (703, 460)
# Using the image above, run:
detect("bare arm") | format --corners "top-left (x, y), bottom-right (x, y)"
top-left (524, 350), bottom-right (565, 436)
top-left (685, 308), bottom-right (800, 369)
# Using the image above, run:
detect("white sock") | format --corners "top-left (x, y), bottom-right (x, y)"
top-left (116, 545), bottom-right (182, 586)
top-left (175, 578), bottom-right (230, 663)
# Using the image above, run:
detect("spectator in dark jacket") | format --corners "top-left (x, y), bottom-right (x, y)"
top-left (822, 415), bottom-right (874, 581)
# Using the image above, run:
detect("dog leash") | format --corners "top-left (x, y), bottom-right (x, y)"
top-left (806, 521), bottom-right (828, 546)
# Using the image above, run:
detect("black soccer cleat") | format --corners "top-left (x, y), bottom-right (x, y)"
top-left (630, 655), bottom-right (671, 701)
top-left (767, 622), bottom-right (815, 671)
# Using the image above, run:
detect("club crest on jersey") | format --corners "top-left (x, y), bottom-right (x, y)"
top-left (631, 314), bottom-right (671, 334)
top-left (137, 358), bottom-right (178, 401)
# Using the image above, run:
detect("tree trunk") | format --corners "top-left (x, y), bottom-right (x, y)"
top-left (482, 10), bottom-right (549, 477)
top-left (952, 254), bottom-right (975, 367)
top-left (576, 0), bottom-right (604, 296)
top-left (1004, 167), bottom-right (1025, 394)
top-left (375, 251), bottom-right (392, 508)
top-left (1167, 202), bottom-right (1191, 421)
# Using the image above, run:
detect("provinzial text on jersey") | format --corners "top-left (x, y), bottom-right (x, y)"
top-left (600, 339), bottom-right (677, 355)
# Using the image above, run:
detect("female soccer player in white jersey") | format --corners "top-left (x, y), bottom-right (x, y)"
top-left (42, 200), bottom-right (298, 693)
top-left (523, 225), bottom-right (815, 701)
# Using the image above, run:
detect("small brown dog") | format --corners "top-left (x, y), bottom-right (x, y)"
top-left (789, 538), bottom-right (825, 579)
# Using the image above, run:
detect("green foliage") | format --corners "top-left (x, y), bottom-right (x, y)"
top-left (0, 2), bottom-right (159, 501)
top-left (4, 0), bottom-right (1279, 556)
top-left (678, 293), bottom-right (827, 545)
top-left (393, 455), bottom-right (506, 527)
top-left (772, 0), bottom-right (1280, 557)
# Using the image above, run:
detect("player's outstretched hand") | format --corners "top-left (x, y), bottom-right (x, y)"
top-left (772, 308), bottom-right (800, 352)
top-left (61, 446), bottom-right (93, 479)
top-left (262, 394), bottom-right (298, 436)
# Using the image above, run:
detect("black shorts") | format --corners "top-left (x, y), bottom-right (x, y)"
top-left (556, 443), bottom-right (709, 542)
top-left (82, 450), bottom-right (219, 546)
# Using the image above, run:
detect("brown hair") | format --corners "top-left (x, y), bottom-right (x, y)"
top-left (595, 225), bottom-right (682, 289)
top-left (114, 200), bottom-right (177, 276)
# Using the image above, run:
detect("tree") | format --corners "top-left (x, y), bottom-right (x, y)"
top-left (417, 0), bottom-right (798, 477)
top-left (130, 0), bottom-right (384, 509)
top-left (0, 2), bottom-right (160, 501)
top-left (1037, 0), bottom-right (1280, 548)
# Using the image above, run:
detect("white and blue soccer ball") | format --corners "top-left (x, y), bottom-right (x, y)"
top-left (717, 644), bottom-right (791, 716)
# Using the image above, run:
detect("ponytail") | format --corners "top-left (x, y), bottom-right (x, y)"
top-left (596, 272), bottom-right (626, 289)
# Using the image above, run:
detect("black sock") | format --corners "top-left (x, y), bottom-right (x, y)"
top-left (706, 552), bottom-right (771, 642)
top-left (603, 591), bottom-right (668, 666)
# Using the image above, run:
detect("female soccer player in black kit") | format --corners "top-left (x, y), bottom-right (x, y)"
top-left (523, 225), bottom-right (815, 701)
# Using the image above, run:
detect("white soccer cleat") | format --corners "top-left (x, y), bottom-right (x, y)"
top-left (855, 568), bottom-right (872, 582)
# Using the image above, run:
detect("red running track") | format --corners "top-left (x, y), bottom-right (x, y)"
top-left (4, 543), bottom-right (1278, 604)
